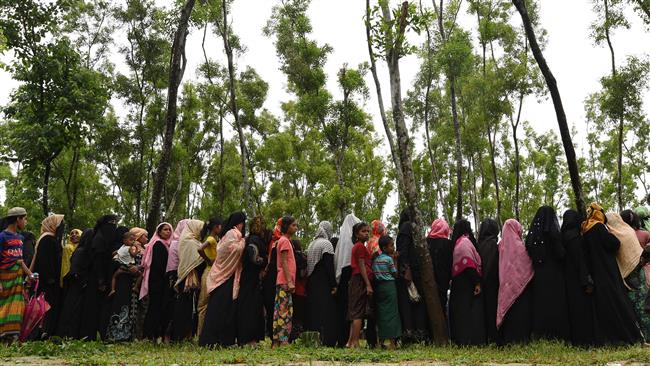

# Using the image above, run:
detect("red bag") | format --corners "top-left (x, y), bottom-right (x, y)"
top-left (19, 278), bottom-right (50, 342)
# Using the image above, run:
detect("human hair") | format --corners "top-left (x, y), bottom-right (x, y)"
top-left (201, 217), bottom-right (222, 239)
top-left (4, 215), bottom-right (25, 226)
top-left (378, 235), bottom-right (393, 252)
top-left (351, 222), bottom-right (369, 243)
top-left (280, 216), bottom-right (296, 234)
top-left (621, 209), bottom-right (640, 230)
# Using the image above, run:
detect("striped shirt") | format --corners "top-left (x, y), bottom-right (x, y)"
top-left (0, 231), bottom-right (23, 270)
top-left (372, 253), bottom-right (397, 282)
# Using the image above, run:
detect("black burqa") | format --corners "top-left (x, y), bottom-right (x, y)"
top-left (525, 206), bottom-right (570, 341)
top-left (57, 228), bottom-right (94, 338)
top-left (477, 219), bottom-right (500, 344)
top-left (32, 223), bottom-right (65, 338)
top-left (237, 232), bottom-right (267, 345)
top-left (583, 221), bottom-right (643, 345)
top-left (263, 245), bottom-right (278, 339)
top-left (396, 209), bottom-right (429, 343)
top-left (561, 210), bottom-right (595, 346)
top-left (105, 226), bottom-right (138, 342)
top-left (143, 239), bottom-right (170, 339)
top-left (448, 219), bottom-right (486, 346)
top-left (79, 215), bottom-right (118, 341)
top-left (426, 224), bottom-right (452, 317)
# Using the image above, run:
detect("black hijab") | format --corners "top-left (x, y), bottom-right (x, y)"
top-left (561, 209), bottom-right (583, 242)
top-left (478, 219), bottom-right (499, 243)
top-left (525, 206), bottom-right (561, 263)
top-left (398, 208), bottom-right (412, 236)
top-left (68, 228), bottom-right (94, 276)
top-left (91, 214), bottom-right (118, 253)
top-left (451, 219), bottom-right (478, 247)
top-left (222, 211), bottom-right (247, 238)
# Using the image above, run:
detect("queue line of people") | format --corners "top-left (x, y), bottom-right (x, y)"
top-left (1, 202), bottom-right (649, 349)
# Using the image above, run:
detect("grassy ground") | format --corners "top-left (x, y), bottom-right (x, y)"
top-left (0, 339), bottom-right (649, 365)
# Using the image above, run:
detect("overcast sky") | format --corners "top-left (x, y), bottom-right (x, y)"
top-left (1, 0), bottom-right (649, 218)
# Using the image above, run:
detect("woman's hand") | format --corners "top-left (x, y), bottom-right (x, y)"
top-left (288, 281), bottom-right (295, 293)
top-left (366, 284), bottom-right (374, 296)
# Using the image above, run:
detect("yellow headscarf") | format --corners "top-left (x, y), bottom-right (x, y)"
top-left (60, 229), bottom-right (83, 287)
top-left (581, 202), bottom-right (606, 234)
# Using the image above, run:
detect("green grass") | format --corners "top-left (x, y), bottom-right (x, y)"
top-left (0, 339), bottom-right (648, 365)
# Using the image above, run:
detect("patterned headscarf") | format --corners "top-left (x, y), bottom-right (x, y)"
top-left (307, 221), bottom-right (334, 276)
top-left (581, 202), bottom-right (606, 234)
top-left (367, 220), bottom-right (386, 256)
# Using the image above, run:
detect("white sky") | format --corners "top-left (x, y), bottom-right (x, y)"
top-left (1, 0), bottom-right (650, 218)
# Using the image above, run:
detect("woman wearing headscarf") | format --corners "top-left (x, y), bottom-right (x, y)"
top-left (60, 229), bottom-right (82, 288)
top-left (237, 215), bottom-right (267, 345)
top-left (395, 209), bottom-right (428, 343)
top-left (334, 213), bottom-right (361, 347)
top-left (306, 221), bottom-right (338, 346)
top-left (197, 218), bottom-right (222, 338)
top-left (608, 211), bottom-right (650, 338)
top-left (606, 212), bottom-right (643, 283)
top-left (140, 222), bottom-right (173, 340)
top-left (477, 218), bottom-right (500, 344)
top-left (30, 214), bottom-right (65, 338)
top-left (561, 209), bottom-right (595, 346)
top-left (263, 218), bottom-right (283, 338)
top-left (57, 228), bottom-right (94, 338)
top-left (448, 219), bottom-right (486, 345)
top-left (106, 226), bottom-right (142, 342)
top-left (497, 219), bottom-right (533, 345)
top-left (426, 218), bottom-right (452, 315)
top-left (199, 212), bottom-right (246, 347)
top-left (164, 219), bottom-right (189, 341)
top-left (525, 206), bottom-right (569, 341)
top-left (582, 203), bottom-right (642, 345)
top-left (173, 219), bottom-right (205, 341)
top-left (367, 220), bottom-right (385, 258)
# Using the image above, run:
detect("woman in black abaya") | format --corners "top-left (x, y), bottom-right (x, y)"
top-left (477, 219), bottom-right (500, 344)
top-left (237, 216), bottom-right (267, 345)
top-left (561, 209), bottom-right (595, 346)
top-left (582, 203), bottom-right (643, 346)
top-left (525, 206), bottom-right (570, 341)
top-left (448, 219), bottom-right (486, 345)
top-left (306, 221), bottom-right (339, 347)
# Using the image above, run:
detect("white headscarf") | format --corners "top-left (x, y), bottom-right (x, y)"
top-left (307, 221), bottom-right (334, 276)
top-left (335, 213), bottom-right (361, 283)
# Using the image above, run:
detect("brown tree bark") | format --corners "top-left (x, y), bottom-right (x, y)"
top-left (512, 0), bottom-right (585, 214)
top-left (375, 0), bottom-right (449, 345)
top-left (146, 0), bottom-right (196, 233)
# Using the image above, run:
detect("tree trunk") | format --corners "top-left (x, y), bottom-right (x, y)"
top-left (487, 124), bottom-right (501, 226)
top-left (511, 96), bottom-right (523, 220)
top-left (378, 0), bottom-right (449, 345)
top-left (221, 0), bottom-right (253, 215)
top-left (512, 0), bottom-right (585, 214)
top-left (450, 77), bottom-right (463, 221)
top-left (365, 0), bottom-right (405, 192)
top-left (146, 0), bottom-right (196, 233)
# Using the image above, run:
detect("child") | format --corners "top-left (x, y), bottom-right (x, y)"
top-left (347, 222), bottom-right (373, 348)
top-left (109, 230), bottom-right (141, 297)
top-left (272, 216), bottom-right (298, 347)
top-left (372, 235), bottom-right (401, 349)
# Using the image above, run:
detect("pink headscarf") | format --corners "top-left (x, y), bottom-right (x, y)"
top-left (428, 219), bottom-right (450, 239)
top-left (206, 227), bottom-right (245, 299)
top-left (452, 235), bottom-right (482, 277)
top-left (139, 222), bottom-right (173, 300)
top-left (166, 219), bottom-right (190, 273)
top-left (497, 219), bottom-right (534, 329)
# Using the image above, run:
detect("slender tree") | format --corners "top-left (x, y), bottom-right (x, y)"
top-left (512, 0), bottom-right (585, 214)
top-left (146, 0), bottom-right (196, 233)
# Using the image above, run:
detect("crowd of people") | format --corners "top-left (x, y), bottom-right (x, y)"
top-left (1, 199), bottom-right (650, 348)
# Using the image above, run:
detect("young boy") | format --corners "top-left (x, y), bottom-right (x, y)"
top-left (109, 230), bottom-right (141, 297)
top-left (372, 235), bottom-right (401, 349)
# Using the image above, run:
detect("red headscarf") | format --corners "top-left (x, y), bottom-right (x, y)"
top-left (367, 219), bottom-right (385, 255)
top-left (268, 217), bottom-right (283, 259)
top-left (139, 222), bottom-right (173, 300)
top-left (427, 219), bottom-right (450, 239)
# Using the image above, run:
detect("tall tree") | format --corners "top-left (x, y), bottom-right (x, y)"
top-left (512, 0), bottom-right (586, 214)
top-left (367, 0), bottom-right (448, 345)
top-left (146, 0), bottom-right (196, 233)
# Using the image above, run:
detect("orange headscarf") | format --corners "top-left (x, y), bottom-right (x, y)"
top-left (581, 202), bottom-right (606, 234)
top-left (268, 217), bottom-right (283, 259)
